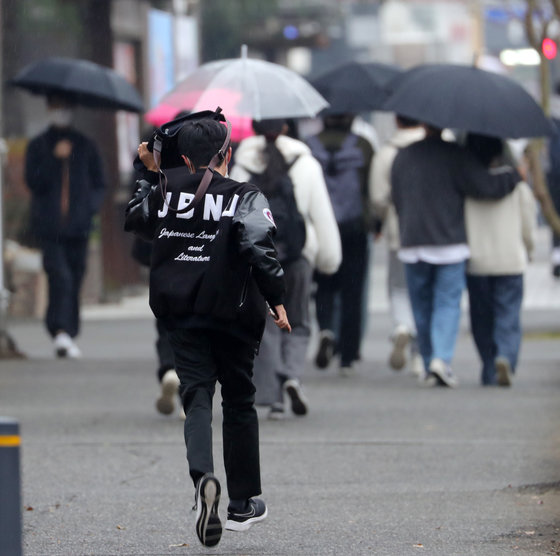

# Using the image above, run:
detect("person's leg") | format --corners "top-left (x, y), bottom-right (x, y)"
top-left (156, 318), bottom-right (175, 381)
top-left (168, 328), bottom-right (218, 487)
top-left (493, 274), bottom-right (524, 373)
top-left (215, 333), bottom-right (261, 501)
top-left (388, 249), bottom-right (415, 370)
top-left (65, 237), bottom-right (88, 339)
top-left (466, 274), bottom-right (496, 385)
top-left (40, 239), bottom-right (73, 338)
top-left (404, 261), bottom-right (434, 372)
top-left (280, 258), bottom-right (313, 415)
top-left (314, 269), bottom-right (338, 368)
top-left (338, 230), bottom-right (368, 368)
top-left (430, 262), bottom-right (466, 364)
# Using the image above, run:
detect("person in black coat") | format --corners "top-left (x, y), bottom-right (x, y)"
top-left (25, 95), bottom-right (105, 358)
top-left (129, 115), bottom-right (290, 547)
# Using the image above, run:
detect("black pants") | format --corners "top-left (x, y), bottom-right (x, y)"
top-left (168, 328), bottom-right (261, 501)
top-left (40, 237), bottom-right (88, 338)
top-left (315, 223), bottom-right (368, 366)
top-left (155, 319), bottom-right (175, 381)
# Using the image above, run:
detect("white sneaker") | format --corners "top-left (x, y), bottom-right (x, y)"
top-left (339, 365), bottom-right (356, 378)
top-left (389, 325), bottom-right (410, 371)
top-left (66, 341), bottom-right (82, 359)
top-left (156, 369), bottom-right (180, 415)
top-left (428, 358), bottom-right (458, 388)
top-left (284, 379), bottom-right (309, 416)
top-left (54, 332), bottom-right (77, 358)
top-left (409, 353), bottom-right (425, 379)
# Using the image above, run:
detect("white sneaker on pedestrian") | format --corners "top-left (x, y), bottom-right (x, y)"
top-left (495, 356), bottom-right (512, 387)
top-left (156, 369), bottom-right (180, 415)
top-left (409, 353), bottom-right (425, 379)
top-left (54, 332), bottom-right (81, 358)
top-left (389, 325), bottom-right (410, 371)
top-left (339, 364), bottom-right (356, 378)
top-left (428, 358), bottom-right (458, 388)
top-left (284, 379), bottom-right (309, 416)
top-left (267, 403), bottom-right (285, 421)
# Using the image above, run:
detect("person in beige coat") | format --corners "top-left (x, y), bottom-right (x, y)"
top-left (371, 115), bottom-right (425, 376)
top-left (464, 133), bottom-right (537, 387)
top-left (231, 119), bottom-right (341, 419)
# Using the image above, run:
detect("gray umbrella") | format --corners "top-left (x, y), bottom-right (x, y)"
top-left (10, 56), bottom-right (144, 113)
top-left (383, 64), bottom-right (554, 139)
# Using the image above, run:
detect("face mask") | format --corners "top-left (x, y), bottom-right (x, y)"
top-left (48, 108), bottom-right (73, 128)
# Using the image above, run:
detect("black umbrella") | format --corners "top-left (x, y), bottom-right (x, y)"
top-left (383, 63), bottom-right (554, 139)
top-left (310, 61), bottom-right (402, 115)
top-left (10, 56), bottom-right (144, 113)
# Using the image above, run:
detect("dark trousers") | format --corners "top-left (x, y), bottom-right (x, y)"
top-left (466, 274), bottom-right (524, 385)
top-left (168, 328), bottom-right (261, 501)
top-left (315, 224), bottom-right (368, 366)
top-left (155, 319), bottom-right (175, 381)
top-left (40, 237), bottom-right (88, 338)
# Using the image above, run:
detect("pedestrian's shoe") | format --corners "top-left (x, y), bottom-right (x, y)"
top-left (409, 353), bottom-right (425, 380)
top-left (389, 325), bottom-right (410, 371)
top-left (339, 364), bottom-right (355, 378)
top-left (195, 473), bottom-right (222, 547)
top-left (225, 498), bottom-right (268, 532)
top-left (495, 356), bottom-right (512, 387)
top-left (156, 369), bottom-right (180, 415)
top-left (428, 358), bottom-right (458, 388)
top-left (267, 403), bottom-right (285, 421)
top-left (284, 379), bottom-right (309, 416)
top-left (54, 332), bottom-right (82, 359)
top-left (315, 330), bottom-right (335, 369)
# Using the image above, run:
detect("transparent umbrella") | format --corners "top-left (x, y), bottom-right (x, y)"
top-left (154, 45), bottom-right (328, 122)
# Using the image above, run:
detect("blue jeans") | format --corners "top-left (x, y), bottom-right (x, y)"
top-left (404, 261), bottom-right (466, 370)
top-left (466, 274), bottom-right (523, 385)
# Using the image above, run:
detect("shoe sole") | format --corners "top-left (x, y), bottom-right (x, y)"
top-left (225, 506), bottom-right (268, 532)
top-left (389, 331), bottom-right (409, 371)
top-left (315, 336), bottom-right (334, 369)
top-left (56, 348), bottom-right (68, 358)
top-left (495, 359), bottom-right (512, 387)
top-left (156, 376), bottom-right (179, 415)
top-left (196, 475), bottom-right (222, 547)
top-left (285, 383), bottom-right (308, 416)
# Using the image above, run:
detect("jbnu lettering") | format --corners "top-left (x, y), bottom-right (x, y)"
top-left (158, 193), bottom-right (239, 221)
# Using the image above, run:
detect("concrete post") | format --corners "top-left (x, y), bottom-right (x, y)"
top-left (0, 417), bottom-right (22, 556)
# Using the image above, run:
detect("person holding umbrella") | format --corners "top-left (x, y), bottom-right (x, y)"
top-left (230, 118), bottom-right (341, 420)
top-left (24, 94), bottom-right (106, 358)
top-left (464, 133), bottom-right (537, 386)
top-left (391, 124), bottom-right (521, 387)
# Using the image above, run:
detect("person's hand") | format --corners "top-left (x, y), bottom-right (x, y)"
top-left (271, 304), bottom-right (291, 332)
top-left (53, 139), bottom-right (73, 159)
top-left (138, 142), bottom-right (158, 172)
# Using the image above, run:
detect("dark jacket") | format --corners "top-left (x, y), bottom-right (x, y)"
top-left (391, 136), bottom-right (520, 248)
top-left (131, 167), bottom-right (285, 347)
top-left (25, 126), bottom-right (105, 240)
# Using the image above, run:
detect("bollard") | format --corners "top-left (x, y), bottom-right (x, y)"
top-left (0, 417), bottom-right (22, 556)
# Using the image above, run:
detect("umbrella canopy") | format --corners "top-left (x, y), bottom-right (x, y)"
top-left (154, 46), bottom-right (328, 122)
top-left (383, 63), bottom-right (553, 139)
top-left (145, 89), bottom-right (254, 143)
top-left (10, 56), bottom-right (144, 113)
top-left (310, 61), bottom-right (402, 114)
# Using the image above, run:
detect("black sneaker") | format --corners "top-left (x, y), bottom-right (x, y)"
top-left (315, 331), bottom-right (335, 369)
top-left (225, 498), bottom-right (268, 532)
top-left (195, 473), bottom-right (222, 547)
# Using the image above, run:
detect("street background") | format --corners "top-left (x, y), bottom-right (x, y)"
top-left (2, 228), bottom-right (559, 556)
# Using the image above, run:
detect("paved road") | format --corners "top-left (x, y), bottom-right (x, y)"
top-left (3, 304), bottom-right (560, 556)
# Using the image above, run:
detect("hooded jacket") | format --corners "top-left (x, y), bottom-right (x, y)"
top-left (139, 166), bottom-right (285, 347)
top-left (230, 135), bottom-right (341, 275)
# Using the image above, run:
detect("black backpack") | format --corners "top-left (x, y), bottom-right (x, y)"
top-left (248, 157), bottom-right (306, 264)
